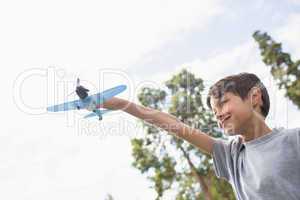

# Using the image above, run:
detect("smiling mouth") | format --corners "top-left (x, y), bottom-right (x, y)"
top-left (221, 116), bottom-right (231, 128)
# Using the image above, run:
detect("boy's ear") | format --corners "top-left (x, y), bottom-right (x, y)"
top-left (249, 87), bottom-right (263, 107)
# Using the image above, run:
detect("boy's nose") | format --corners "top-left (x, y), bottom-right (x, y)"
top-left (216, 112), bottom-right (224, 120)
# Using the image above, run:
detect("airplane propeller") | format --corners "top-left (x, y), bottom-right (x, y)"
top-left (75, 78), bottom-right (89, 100)
top-left (76, 78), bottom-right (80, 87)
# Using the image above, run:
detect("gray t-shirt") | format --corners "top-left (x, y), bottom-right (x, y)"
top-left (213, 127), bottom-right (300, 200)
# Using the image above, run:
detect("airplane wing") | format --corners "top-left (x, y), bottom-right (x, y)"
top-left (47, 99), bottom-right (82, 112)
top-left (90, 85), bottom-right (127, 105)
top-left (47, 85), bottom-right (126, 112)
top-left (84, 109), bottom-right (111, 119)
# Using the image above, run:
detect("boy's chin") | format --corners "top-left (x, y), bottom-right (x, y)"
top-left (223, 126), bottom-right (239, 136)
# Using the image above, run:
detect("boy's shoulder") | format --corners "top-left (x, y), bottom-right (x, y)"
top-left (279, 127), bottom-right (300, 142)
top-left (277, 127), bottom-right (300, 138)
top-left (253, 127), bottom-right (300, 150)
top-left (214, 127), bottom-right (300, 155)
top-left (281, 127), bottom-right (300, 134)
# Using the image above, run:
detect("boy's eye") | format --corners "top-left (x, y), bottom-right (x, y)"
top-left (220, 99), bottom-right (228, 105)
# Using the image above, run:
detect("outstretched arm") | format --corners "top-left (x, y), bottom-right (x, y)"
top-left (100, 97), bottom-right (216, 155)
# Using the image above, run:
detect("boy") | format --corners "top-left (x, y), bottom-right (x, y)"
top-left (100, 72), bottom-right (300, 200)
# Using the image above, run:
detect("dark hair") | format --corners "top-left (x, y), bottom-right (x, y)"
top-left (206, 73), bottom-right (270, 117)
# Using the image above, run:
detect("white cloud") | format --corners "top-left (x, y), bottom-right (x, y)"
top-left (178, 41), bottom-right (268, 86)
top-left (275, 13), bottom-right (300, 59)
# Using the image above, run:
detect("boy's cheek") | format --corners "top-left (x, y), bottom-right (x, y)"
top-left (224, 116), bottom-right (241, 134)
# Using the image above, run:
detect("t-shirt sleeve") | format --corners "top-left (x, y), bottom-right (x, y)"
top-left (212, 138), bottom-right (233, 181)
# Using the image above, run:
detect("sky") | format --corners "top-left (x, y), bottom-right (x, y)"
top-left (1, 0), bottom-right (300, 199)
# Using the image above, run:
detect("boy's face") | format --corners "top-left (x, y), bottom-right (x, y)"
top-left (210, 92), bottom-right (254, 136)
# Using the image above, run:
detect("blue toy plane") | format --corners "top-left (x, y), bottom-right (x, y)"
top-left (47, 78), bottom-right (126, 120)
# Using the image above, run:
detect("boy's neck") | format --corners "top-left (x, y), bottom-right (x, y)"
top-left (241, 113), bottom-right (272, 143)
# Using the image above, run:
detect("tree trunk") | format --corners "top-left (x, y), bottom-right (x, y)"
top-left (179, 146), bottom-right (213, 200)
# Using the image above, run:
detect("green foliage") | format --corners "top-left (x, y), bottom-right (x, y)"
top-left (130, 69), bottom-right (234, 199)
top-left (253, 31), bottom-right (300, 109)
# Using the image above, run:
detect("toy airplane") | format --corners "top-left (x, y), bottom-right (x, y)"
top-left (47, 78), bottom-right (126, 120)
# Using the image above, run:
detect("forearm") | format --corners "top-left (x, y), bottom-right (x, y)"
top-left (103, 97), bottom-right (182, 132)
top-left (102, 97), bottom-right (214, 154)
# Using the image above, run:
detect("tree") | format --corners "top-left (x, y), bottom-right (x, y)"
top-left (253, 31), bottom-right (300, 109)
top-left (131, 69), bottom-right (235, 200)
